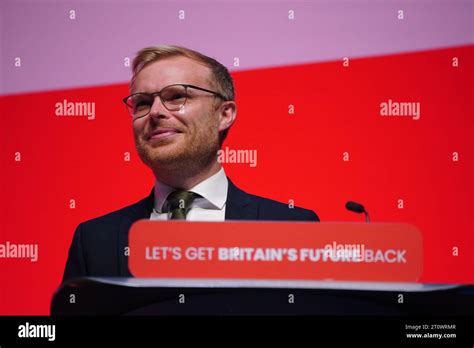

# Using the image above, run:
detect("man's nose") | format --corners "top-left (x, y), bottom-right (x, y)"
top-left (148, 96), bottom-right (169, 119)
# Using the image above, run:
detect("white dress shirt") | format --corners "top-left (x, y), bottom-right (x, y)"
top-left (149, 168), bottom-right (228, 221)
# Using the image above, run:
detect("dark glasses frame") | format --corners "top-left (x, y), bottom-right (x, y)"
top-left (123, 84), bottom-right (227, 118)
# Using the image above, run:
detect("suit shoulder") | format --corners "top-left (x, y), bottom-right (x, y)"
top-left (78, 195), bottom-right (149, 231)
top-left (248, 193), bottom-right (320, 221)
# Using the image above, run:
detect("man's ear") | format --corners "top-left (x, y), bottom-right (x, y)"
top-left (218, 101), bottom-right (237, 133)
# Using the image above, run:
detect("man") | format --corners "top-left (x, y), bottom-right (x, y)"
top-left (63, 45), bottom-right (319, 281)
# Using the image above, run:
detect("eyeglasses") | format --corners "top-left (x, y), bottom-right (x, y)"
top-left (123, 84), bottom-right (227, 119)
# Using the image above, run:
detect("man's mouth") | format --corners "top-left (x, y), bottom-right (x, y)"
top-left (147, 128), bottom-right (182, 141)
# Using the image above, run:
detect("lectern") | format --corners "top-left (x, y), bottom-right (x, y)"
top-left (52, 221), bottom-right (474, 315)
top-left (51, 277), bottom-right (473, 315)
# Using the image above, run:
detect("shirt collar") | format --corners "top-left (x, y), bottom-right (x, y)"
top-left (153, 167), bottom-right (228, 213)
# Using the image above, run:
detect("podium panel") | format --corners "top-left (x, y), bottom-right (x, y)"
top-left (51, 277), bottom-right (473, 316)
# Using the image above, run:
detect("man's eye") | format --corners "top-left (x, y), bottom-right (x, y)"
top-left (168, 93), bottom-right (186, 100)
top-left (134, 99), bottom-right (151, 110)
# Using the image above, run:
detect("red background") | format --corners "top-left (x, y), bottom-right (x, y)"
top-left (1, 45), bottom-right (473, 314)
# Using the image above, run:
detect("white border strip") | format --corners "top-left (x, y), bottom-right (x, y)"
top-left (89, 277), bottom-right (461, 293)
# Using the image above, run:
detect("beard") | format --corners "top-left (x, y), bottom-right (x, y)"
top-left (134, 118), bottom-right (220, 179)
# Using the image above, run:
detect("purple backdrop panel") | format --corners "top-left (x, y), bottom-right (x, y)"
top-left (1, 0), bottom-right (472, 95)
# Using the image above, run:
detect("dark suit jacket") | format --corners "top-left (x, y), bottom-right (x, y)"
top-left (63, 178), bottom-right (319, 281)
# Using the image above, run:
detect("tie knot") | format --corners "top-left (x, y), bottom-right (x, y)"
top-left (166, 190), bottom-right (199, 219)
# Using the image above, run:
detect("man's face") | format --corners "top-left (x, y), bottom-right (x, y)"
top-left (131, 56), bottom-right (221, 171)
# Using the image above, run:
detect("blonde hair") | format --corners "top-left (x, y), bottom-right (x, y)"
top-left (131, 45), bottom-right (234, 102)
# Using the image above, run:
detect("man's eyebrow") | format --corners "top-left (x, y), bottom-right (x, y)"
top-left (130, 89), bottom-right (150, 94)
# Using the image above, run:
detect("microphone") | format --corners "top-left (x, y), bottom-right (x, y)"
top-left (345, 201), bottom-right (370, 222)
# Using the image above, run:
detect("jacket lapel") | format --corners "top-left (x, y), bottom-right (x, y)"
top-left (117, 189), bottom-right (154, 276)
top-left (225, 178), bottom-right (259, 220)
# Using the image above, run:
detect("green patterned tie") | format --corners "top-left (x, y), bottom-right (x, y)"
top-left (166, 190), bottom-right (199, 220)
